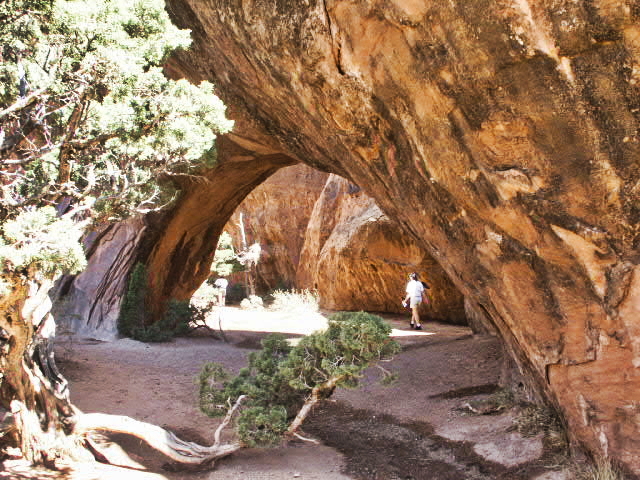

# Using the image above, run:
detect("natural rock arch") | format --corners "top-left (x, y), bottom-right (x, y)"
top-left (57, 0), bottom-right (640, 472)
top-left (55, 133), bottom-right (298, 336)
top-left (157, 0), bottom-right (640, 473)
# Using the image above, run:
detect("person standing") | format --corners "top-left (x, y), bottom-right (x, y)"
top-left (214, 277), bottom-right (228, 306)
top-left (403, 272), bottom-right (428, 329)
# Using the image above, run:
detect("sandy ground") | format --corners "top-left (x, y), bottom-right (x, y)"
top-left (6, 307), bottom-right (573, 479)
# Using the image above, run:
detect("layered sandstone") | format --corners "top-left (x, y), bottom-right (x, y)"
top-left (161, 1), bottom-right (640, 470)
top-left (223, 166), bottom-right (465, 323)
top-left (116, 0), bottom-right (640, 470)
top-left (52, 218), bottom-right (147, 340)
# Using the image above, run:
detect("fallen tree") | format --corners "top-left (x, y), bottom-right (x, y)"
top-left (2, 282), bottom-right (398, 471)
top-left (198, 312), bottom-right (400, 449)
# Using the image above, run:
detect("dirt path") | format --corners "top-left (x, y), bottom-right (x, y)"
top-left (39, 308), bottom-right (572, 479)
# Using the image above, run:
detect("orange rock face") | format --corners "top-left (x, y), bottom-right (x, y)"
top-left (150, 0), bottom-right (640, 471)
top-left (224, 166), bottom-right (465, 323)
top-left (225, 164), bottom-right (328, 293)
top-left (297, 174), bottom-right (465, 323)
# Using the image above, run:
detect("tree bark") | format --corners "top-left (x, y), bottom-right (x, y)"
top-left (0, 272), bottom-right (87, 466)
top-left (0, 271), bottom-right (245, 470)
top-left (287, 375), bottom-right (344, 435)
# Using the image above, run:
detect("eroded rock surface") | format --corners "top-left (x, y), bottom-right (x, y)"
top-left (226, 164), bottom-right (329, 292)
top-left (224, 165), bottom-right (465, 323)
top-left (298, 174), bottom-right (466, 323)
top-left (103, 0), bottom-right (640, 471)
top-left (52, 218), bottom-right (147, 340)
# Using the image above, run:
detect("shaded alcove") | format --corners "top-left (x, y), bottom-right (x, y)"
top-left (224, 164), bottom-right (468, 326)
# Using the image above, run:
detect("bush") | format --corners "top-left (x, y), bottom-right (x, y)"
top-left (191, 282), bottom-right (218, 308)
top-left (0, 207), bottom-right (86, 276)
top-left (268, 289), bottom-right (319, 313)
top-left (118, 263), bottom-right (147, 337)
top-left (573, 456), bottom-right (624, 480)
top-left (118, 264), bottom-right (191, 342)
top-left (237, 406), bottom-right (288, 448)
top-left (198, 312), bottom-right (400, 447)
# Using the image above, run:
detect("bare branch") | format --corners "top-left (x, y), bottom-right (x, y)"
top-left (287, 374), bottom-right (346, 435)
top-left (74, 412), bottom-right (242, 465)
top-left (213, 395), bottom-right (246, 447)
top-left (292, 432), bottom-right (320, 444)
top-left (0, 88), bottom-right (48, 121)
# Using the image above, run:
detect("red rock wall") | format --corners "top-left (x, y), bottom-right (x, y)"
top-left (156, 0), bottom-right (640, 470)
top-left (298, 175), bottom-right (466, 324)
top-left (225, 164), bottom-right (329, 293)
top-left (225, 167), bottom-right (465, 323)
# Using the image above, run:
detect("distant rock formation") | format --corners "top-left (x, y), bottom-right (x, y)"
top-left (297, 174), bottom-right (466, 324)
top-left (225, 164), bottom-right (329, 293)
top-left (225, 166), bottom-right (466, 324)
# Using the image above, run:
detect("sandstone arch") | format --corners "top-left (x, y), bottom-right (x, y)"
top-left (55, 133), bottom-right (298, 336)
top-left (156, 0), bottom-right (640, 472)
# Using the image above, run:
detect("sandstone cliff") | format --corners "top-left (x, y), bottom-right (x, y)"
top-left (225, 164), bottom-right (329, 293)
top-left (223, 165), bottom-right (466, 323)
top-left (50, 0), bottom-right (639, 471)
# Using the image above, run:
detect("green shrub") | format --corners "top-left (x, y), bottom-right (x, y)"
top-left (237, 406), bottom-right (288, 448)
top-left (0, 207), bottom-right (86, 276)
top-left (199, 312), bottom-right (400, 447)
top-left (118, 264), bottom-right (191, 342)
top-left (118, 263), bottom-right (147, 337)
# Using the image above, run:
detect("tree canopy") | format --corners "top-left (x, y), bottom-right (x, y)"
top-left (1, 0), bottom-right (233, 228)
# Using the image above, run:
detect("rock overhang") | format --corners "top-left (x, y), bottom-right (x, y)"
top-left (162, 0), bottom-right (640, 472)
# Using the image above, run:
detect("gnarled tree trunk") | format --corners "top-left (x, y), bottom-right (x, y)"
top-left (0, 271), bottom-right (88, 467)
top-left (0, 270), bottom-right (245, 471)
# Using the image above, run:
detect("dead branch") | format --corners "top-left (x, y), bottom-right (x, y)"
top-left (292, 432), bottom-right (320, 444)
top-left (0, 88), bottom-right (48, 121)
top-left (74, 395), bottom-right (247, 466)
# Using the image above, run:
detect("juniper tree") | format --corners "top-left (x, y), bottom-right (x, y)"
top-left (198, 312), bottom-right (400, 451)
top-left (0, 0), bottom-right (235, 470)
top-left (0, 0), bottom-right (233, 218)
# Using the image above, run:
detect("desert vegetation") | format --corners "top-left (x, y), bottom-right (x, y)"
top-left (0, 0), bottom-right (235, 469)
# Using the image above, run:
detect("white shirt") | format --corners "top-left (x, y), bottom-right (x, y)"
top-left (214, 278), bottom-right (228, 290)
top-left (406, 279), bottom-right (424, 299)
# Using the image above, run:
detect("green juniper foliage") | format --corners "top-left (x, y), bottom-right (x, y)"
top-left (1, 0), bottom-right (233, 340)
top-left (118, 262), bottom-right (147, 338)
top-left (118, 263), bottom-right (191, 342)
top-left (199, 312), bottom-right (400, 447)
top-left (0, 206), bottom-right (86, 296)
top-left (209, 231), bottom-right (242, 279)
top-left (0, 206), bottom-right (86, 276)
top-left (1, 0), bottom-right (233, 222)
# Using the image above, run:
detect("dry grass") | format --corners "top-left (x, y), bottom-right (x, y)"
top-left (268, 289), bottom-right (319, 314)
top-left (572, 456), bottom-right (625, 480)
